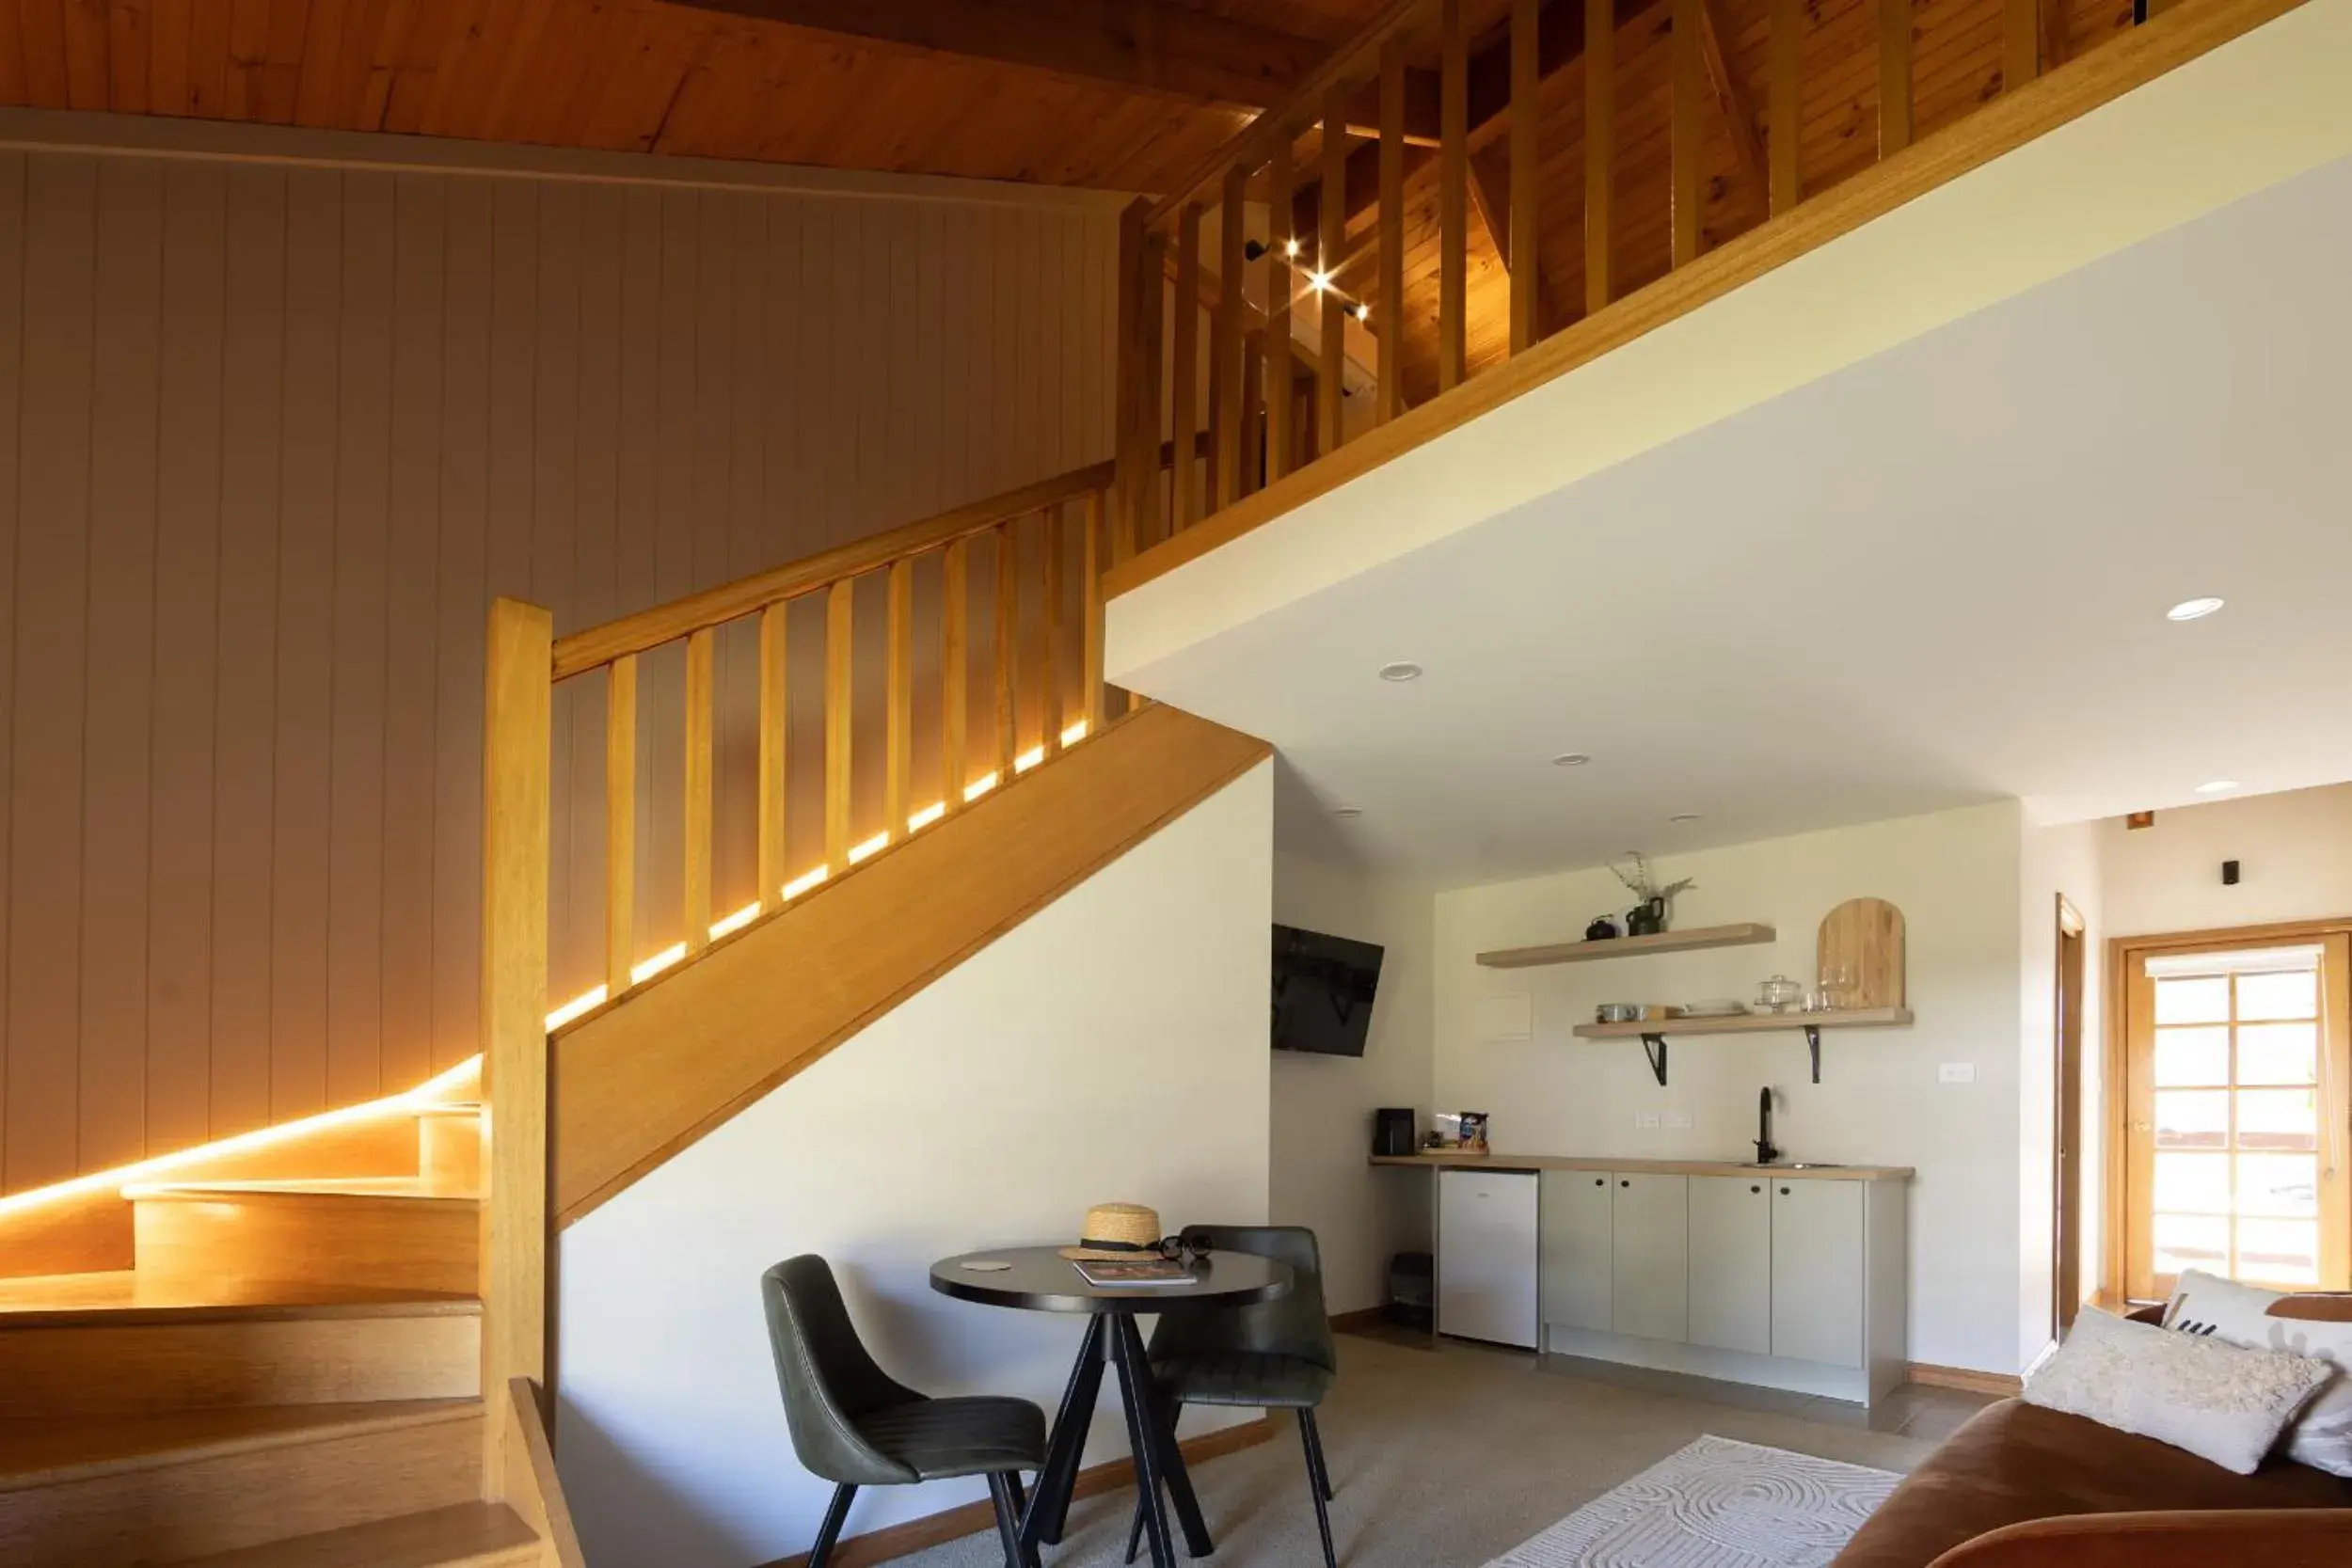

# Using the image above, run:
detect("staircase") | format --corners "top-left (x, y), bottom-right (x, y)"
top-left (0, 1069), bottom-right (581, 1567)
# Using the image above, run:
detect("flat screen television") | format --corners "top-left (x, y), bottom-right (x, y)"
top-left (1271, 924), bottom-right (1384, 1056)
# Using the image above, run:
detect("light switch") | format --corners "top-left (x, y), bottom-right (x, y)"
top-left (1939, 1062), bottom-right (1977, 1085)
top-left (1636, 1111), bottom-right (1661, 1129)
top-left (1664, 1112), bottom-right (1693, 1129)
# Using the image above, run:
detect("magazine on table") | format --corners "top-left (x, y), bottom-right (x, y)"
top-left (1073, 1258), bottom-right (1195, 1287)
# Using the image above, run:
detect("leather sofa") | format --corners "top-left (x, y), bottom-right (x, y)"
top-left (1832, 1299), bottom-right (2352, 1568)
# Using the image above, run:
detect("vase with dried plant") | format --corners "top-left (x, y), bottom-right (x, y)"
top-left (1611, 851), bottom-right (1695, 936)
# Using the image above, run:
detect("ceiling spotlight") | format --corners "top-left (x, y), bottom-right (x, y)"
top-left (1283, 236), bottom-right (1301, 259)
top-left (1551, 752), bottom-right (1591, 768)
top-left (1669, 813), bottom-right (1702, 823)
top-left (1377, 661), bottom-right (1423, 682)
top-left (1333, 805), bottom-right (1364, 818)
top-left (1355, 302), bottom-right (1371, 322)
top-left (1308, 271), bottom-right (1333, 293)
top-left (2195, 780), bottom-right (2240, 794)
top-left (2167, 596), bottom-right (2226, 622)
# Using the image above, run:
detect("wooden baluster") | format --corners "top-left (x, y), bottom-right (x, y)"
top-left (1770, 0), bottom-right (1801, 214)
top-left (1265, 128), bottom-right (1295, 483)
top-left (479, 596), bottom-right (550, 1493)
top-left (1138, 225), bottom-right (1167, 549)
top-left (682, 626), bottom-right (714, 951)
top-left (1112, 199), bottom-right (1150, 566)
top-left (1215, 166), bottom-right (1247, 509)
top-left (1438, 0), bottom-right (1467, 392)
top-left (994, 519), bottom-right (1018, 779)
top-left (1585, 0), bottom-right (1614, 313)
top-left (943, 537), bottom-right (969, 813)
top-left (1170, 203), bottom-right (1203, 531)
top-left (885, 558), bottom-right (912, 839)
top-left (1376, 38), bottom-right (1405, 423)
top-left (755, 609), bottom-right (785, 902)
top-left (1241, 332), bottom-right (1264, 497)
top-left (604, 653), bottom-right (636, 993)
top-left (1041, 505), bottom-right (1065, 750)
top-left (1509, 0), bottom-right (1540, 354)
top-left (1082, 489), bottom-right (1107, 731)
top-left (2003, 0), bottom-right (2041, 90)
top-left (1318, 84), bottom-right (1347, 454)
top-left (1879, 0), bottom-right (1912, 157)
top-left (1671, 0), bottom-right (1704, 269)
top-left (823, 578), bottom-right (852, 873)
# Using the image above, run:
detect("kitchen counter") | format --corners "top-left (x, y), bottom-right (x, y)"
top-left (1370, 1151), bottom-right (1913, 1181)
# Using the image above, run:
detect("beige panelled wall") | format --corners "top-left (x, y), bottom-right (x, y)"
top-left (0, 133), bottom-right (1119, 1196)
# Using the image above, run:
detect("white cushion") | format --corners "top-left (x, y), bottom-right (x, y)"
top-left (2024, 1305), bottom-right (2330, 1474)
top-left (2165, 1268), bottom-right (2352, 1477)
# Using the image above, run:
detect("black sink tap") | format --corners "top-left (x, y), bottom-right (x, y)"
top-left (1754, 1085), bottom-right (1780, 1166)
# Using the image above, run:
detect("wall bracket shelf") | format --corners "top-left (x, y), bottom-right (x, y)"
top-left (1572, 1007), bottom-right (1915, 1086)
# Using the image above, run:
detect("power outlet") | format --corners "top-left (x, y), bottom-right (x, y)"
top-left (1664, 1112), bottom-right (1693, 1129)
top-left (1636, 1111), bottom-right (1662, 1130)
top-left (1939, 1062), bottom-right (1977, 1085)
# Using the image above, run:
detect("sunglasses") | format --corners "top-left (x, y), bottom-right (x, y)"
top-left (1152, 1236), bottom-right (1215, 1264)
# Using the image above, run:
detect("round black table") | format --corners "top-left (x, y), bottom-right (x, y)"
top-left (930, 1247), bottom-right (1293, 1568)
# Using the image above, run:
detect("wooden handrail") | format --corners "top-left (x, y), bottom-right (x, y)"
top-left (550, 459), bottom-right (1115, 681)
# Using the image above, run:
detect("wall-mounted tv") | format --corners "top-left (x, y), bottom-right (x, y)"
top-left (1271, 924), bottom-right (1385, 1057)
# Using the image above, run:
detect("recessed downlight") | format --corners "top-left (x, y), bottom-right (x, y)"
top-left (1333, 805), bottom-right (1364, 818)
top-left (1377, 661), bottom-right (1423, 683)
top-left (1669, 813), bottom-right (1702, 823)
top-left (2167, 596), bottom-right (2226, 622)
top-left (2195, 780), bottom-right (2240, 795)
top-left (1551, 752), bottom-right (1591, 768)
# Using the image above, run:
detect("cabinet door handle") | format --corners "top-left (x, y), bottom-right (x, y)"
top-left (1751, 1185), bottom-right (1761, 1194)
top-left (1620, 1180), bottom-right (1629, 1188)
top-left (1593, 1178), bottom-right (1603, 1188)
top-left (1780, 1187), bottom-right (1791, 1196)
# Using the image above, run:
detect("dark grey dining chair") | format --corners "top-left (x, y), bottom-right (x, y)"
top-left (1124, 1225), bottom-right (1340, 1568)
top-left (762, 1256), bottom-right (1047, 1568)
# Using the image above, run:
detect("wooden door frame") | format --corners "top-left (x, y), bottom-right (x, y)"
top-left (2103, 915), bottom-right (2352, 1306)
top-left (2052, 895), bottom-right (2086, 1337)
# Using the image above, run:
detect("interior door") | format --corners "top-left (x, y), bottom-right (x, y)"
top-left (2122, 930), bottom-right (2352, 1301)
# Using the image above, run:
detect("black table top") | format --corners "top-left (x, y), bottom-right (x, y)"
top-left (930, 1246), bottom-right (1293, 1314)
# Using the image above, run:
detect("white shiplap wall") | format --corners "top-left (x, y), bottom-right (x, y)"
top-left (0, 127), bottom-right (1120, 1194)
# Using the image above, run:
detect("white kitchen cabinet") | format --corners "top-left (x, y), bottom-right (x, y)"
top-left (1771, 1178), bottom-right (1867, 1368)
top-left (1610, 1173), bottom-right (1689, 1342)
top-left (1538, 1170), bottom-right (1613, 1334)
top-left (1438, 1168), bottom-right (1540, 1348)
top-left (1688, 1175), bottom-right (1772, 1354)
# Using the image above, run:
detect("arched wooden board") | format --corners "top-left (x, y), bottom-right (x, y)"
top-left (1819, 897), bottom-right (1905, 1008)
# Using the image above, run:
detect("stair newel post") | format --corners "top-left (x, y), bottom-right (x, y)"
top-left (480, 595), bottom-right (554, 1500)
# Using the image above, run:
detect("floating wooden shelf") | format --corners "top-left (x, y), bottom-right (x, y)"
top-left (1570, 1006), bottom-right (1913, 1040)
top-left (1570, 1007), bottom-right (1914, 1087)
top-left (1476, 922), bottom-right (1776, 969)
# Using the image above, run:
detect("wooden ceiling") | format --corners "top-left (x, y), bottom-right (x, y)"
top-left (0, 0), bottom-right (2135, 399)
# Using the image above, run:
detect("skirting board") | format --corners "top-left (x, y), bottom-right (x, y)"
top-left (1328, 1307), bottom-right (1388, 1334)
top-left (761, 1414), bottom-right (1279, 1568)
top-left (1907, 1362), bottom-right (2025, 1397)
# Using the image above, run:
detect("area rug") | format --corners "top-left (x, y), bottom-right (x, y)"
top-left (1483, 1434), bottom-right (1901, 1567)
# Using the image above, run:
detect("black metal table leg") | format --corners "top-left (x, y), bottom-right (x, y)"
top-left (1023, 1314), bottom-right (1108, 1550)
top-left (1109, 1313), bottom-right (1178, 1568)
top-left (1117, 1317), bottom-right (1213, 1557)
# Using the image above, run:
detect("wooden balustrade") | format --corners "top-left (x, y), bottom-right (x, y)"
top-left (1110, 0), bottom-right (2202, 565)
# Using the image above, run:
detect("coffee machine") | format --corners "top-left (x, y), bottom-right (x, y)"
top-left (1372, 1107), bottom-right (1417, 1157)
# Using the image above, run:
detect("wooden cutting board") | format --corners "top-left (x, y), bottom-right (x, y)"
top-left (1818, 897), bottom-right (1905, 1008)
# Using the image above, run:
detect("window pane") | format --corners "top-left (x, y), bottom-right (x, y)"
top-left (2155, 975), bottom-right (2230, 1025)
top-left (2153, 1212), bottom-right (2230, 1280)
top-left (2235, 1153), bottom-right (2318, 1218)
top-left (2236, 1218), bottom-right (2322, 1287)
top-left (2153, 1090), bottom-right (2230, 1149)
top-left (2154, 1027), bottom-right (2231, 1086)
top-left (2238, 1022), bottom-right (2319, 1086)
top-left (2154, 1152), bottom-right (2230, 1214)
top-left (2237, 969), bottom-right (2318, 1022)
top-left (2235, 1088), bottom-right (2320, 1153)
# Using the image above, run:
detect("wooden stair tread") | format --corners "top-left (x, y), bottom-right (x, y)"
top-left (126, 1178), bottom-right (481, 1209)
top-left (0, 1399), bottom-right (480, 1490)
top-left (0, 1270), bottom-right (478, 1325)
top-left (154, 1502), bottom-right (540, 1567)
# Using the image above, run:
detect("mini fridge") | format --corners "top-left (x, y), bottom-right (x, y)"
top-left (1436, 1167), bottom-right (1540, 1349)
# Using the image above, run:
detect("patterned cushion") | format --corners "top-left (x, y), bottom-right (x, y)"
top-left (2025, 1305), bottom-right (2332, 1475)
top-left (2167, 1269), bottom-right (2352, 1477)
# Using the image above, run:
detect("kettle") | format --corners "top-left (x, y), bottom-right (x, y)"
top-left (1584, 915), bottom-right (1620, 941)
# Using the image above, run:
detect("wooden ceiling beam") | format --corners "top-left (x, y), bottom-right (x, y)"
top-left (663, 0), bottom-right (1444, 138)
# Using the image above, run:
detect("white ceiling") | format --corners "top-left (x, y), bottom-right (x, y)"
top-left (1115, 154), bottom-right (2352, 883)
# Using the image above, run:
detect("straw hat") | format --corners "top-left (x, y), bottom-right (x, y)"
top-left (1059, 1202), bottom-right (1165, 1261)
